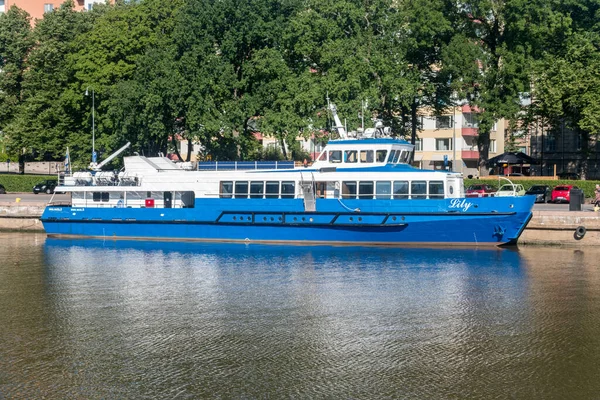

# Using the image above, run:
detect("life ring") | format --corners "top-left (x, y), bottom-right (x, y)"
top-left (575, 226), bottom-right (586, 239)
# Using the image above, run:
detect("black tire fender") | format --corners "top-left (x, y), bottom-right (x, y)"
top-left (575, 226), bottom-right (586, 239)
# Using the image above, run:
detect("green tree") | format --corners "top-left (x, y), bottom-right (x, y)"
top-left (0, 6), bottom-right (33, 151)
top-left (6, 1), bottom-right (92, 162)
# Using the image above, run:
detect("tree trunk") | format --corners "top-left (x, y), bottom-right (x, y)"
top-left (186, 138), bottom-right (192, 162)
top-left (410, 98), bottom-right (417, 145)
top-left (477, 129), bottom-right (490, 176)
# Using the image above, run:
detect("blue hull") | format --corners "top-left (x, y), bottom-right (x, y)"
top-left (41, 197), bottom-right (534, 246)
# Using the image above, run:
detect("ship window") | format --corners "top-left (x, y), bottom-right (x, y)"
top-left (265, 181), bottom-right (279, 198)
top-left (360, 150), bottom-right (374, 163)
top-left (411, 181), bottom-right (427, 199)
top-left (342, 181), bottom-right (357, 199)
top-left (392, 150), bottom-right (402, 164)
top-left (250, 181), bottom-right (264, 198)
top-left (359, 181), bottom-right (374, 199)
top-left (220, 181), bottom-right (233, 198)
top-left (329, 150), bottom-right (342, 163)
top-left (376, 150), bottom-right (387, 162)
top-left (393, 181), bottom-right (409, 199)
top-left (92, 192), bottom-right (110, 202)
top-left (429, 181), bottom-right (444, 199)
top-left (344, 150), bottom-right (358, 163)
top-left (234, 181), bottom-right (249, 199)
top-left (388, 150), bottom-right (396, 163)
top-left (181, 191), bottom-right (195, 208)
top-left (281, 181), bottom-right (295, 198)
top-left (376, 181), bottom-right (391, 199)
top-left (317, 151), bottom-right (327, 162)
top-left (400, 150), bottom-right (410, 163)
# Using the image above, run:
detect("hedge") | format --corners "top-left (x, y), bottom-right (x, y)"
top-left (465, 178), bottom-right (600, 198)
top-left (0, 174), bottom-right (57, 193)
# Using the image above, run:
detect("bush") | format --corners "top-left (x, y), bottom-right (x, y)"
top-left (0, 174), bottom-right (56, 193)
top-left (464, 178), bottom-right (600, 198)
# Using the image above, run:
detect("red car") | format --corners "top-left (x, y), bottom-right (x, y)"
top-left (550, 185), bottom-right (574, 203)
top-left (466, 184), bottom-right (496, 197)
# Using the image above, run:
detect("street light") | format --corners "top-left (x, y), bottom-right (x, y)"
top-left (85, 87), bottom-right (95, 163)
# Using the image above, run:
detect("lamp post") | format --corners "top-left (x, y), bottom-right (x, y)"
top-left (85, 87), bottom-right (95, 162)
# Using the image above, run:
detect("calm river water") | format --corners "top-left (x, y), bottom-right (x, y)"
top-left (1, 232), bottom-right (600, 399)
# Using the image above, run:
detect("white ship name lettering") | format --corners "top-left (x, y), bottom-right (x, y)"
top-left (448, 199), bottom-right (473, 212)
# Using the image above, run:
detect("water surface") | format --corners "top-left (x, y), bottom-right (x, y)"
top-left (1, 233), bottom-right (599, 398)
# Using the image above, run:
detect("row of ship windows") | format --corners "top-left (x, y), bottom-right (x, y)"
top-left (219, 180), bottom-right (446, 200)
top-left (317, 149), bottom-right (411, 164)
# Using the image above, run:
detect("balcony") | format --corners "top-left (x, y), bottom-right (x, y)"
top-left (461, 149), bottom-right (479, 160)
top-left (461, 125), bottom-right (478, 137)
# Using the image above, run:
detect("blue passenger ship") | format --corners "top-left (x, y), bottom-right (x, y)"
top-left (41, 106), bottom-right (534, 246)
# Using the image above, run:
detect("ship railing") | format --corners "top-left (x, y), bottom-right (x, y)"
top-left (56, 170), bottom-right (142, 187)
top-left (198, 161), bottom-right (295, 171)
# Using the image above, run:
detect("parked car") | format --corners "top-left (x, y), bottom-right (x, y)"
top-left (550, 185), bottom-right (575, 203)
top-left (525, 185), bottom-right (551, 203)
top-left (0, 184), bottom-right (5, 194)
top-left (557, 172), bottom-right (580, 180)
top-left (466, 184), bottom-right (496, 197)
top-left (33, 180), bottom-right (58, 194)
top-left (495, 184), bottom-right (526, 197)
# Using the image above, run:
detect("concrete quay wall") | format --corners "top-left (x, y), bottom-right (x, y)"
top-left (1, 203), bottom-right (599, 245)
top-left (0, 202), bottom-right (46, 232)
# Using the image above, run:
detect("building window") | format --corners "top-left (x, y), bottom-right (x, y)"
top-left (463, 113), bottom-right (478, 128)
top-left (414, 139), bottom-right (422, 151)
top-left (436, 138), bottom-right (452, 151)
top-left (435, 115), bottom-right (453, 129)
top-left (545, 135), bottom-right (556, 152)
top-left (490, 139), bottom-right (497, 153)
top-left (44, 3), bottom-right (54, 12)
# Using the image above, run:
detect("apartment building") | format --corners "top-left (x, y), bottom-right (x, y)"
top-left (0, 0), bottom-right (109, 21)
top-left (414, 105), bottom-right (506, 177)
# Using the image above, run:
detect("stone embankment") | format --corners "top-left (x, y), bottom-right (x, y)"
top-left (1, 201), bottom-right (599, 246)
top-left (0, 202), bottom-right (46, 231)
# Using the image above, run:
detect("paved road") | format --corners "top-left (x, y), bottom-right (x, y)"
top-left (0, 193), bottom-right (70, 203)
top-left (1, 192), bottom-right (597, 212)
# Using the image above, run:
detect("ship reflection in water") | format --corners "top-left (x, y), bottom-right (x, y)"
top-left (1, 233), bottom-right (600, 398)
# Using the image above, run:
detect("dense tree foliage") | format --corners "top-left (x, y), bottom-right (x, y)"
top-left (0, 0), bottom-right (598, 169)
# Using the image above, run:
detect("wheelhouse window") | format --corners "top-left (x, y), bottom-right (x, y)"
top-left (329, 150), bottom-right (342, 163)
top-left (376, 181), bottom-right (391, 199)
top-left (220, 181), bottom-right (233, 198)
top-left (360, 150), bottom-right (374, 163)
top-left (393, 181), bottom-right (409, 199)
top-left (388, 150), bottom-right (396, 163)
top-left (344, 150), bottom-right (358, 163)
top-left (402, 150), bottom-right (411, 163)
top-left (281, 181), bottom-right (295, 198)
top-left (250, 181), bottom-right (264, 198)
top-left (391, 150), bottom-right (402, 164)
top-left (358, 181), bottom-right (374, 199)
top-left (342, 181), bottom-right (357, 199)
top-left (234, 181), bottom-right (249, 199)
top-left (411, 181), bottom-right (427, 199)
top-left (265, 181), bottom-right (279, 198)
top-left (429, 181), bottom-right (445, 199)
top-left (376, 150), bottom-right (387, 162)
